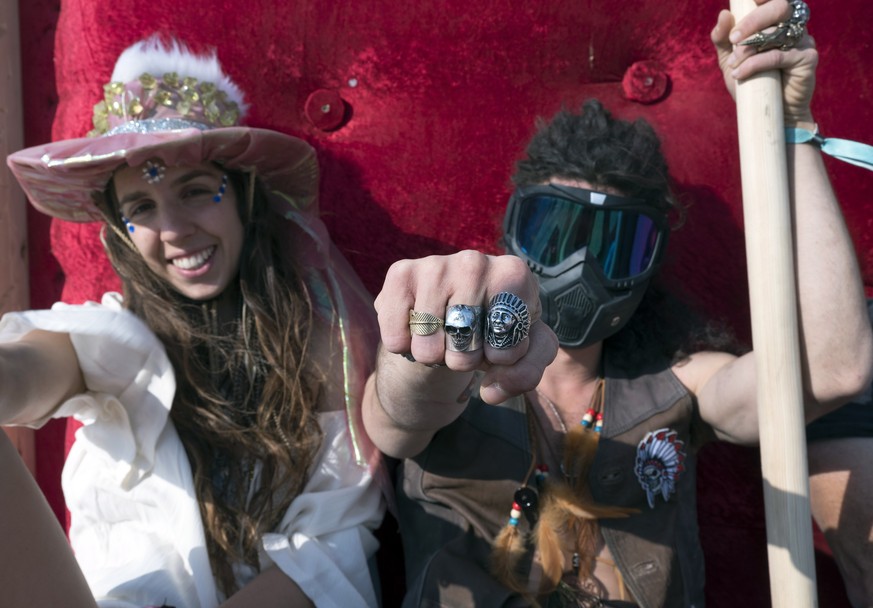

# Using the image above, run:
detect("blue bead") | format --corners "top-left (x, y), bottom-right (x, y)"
top-left (509, 517), bottom-right (519, 526)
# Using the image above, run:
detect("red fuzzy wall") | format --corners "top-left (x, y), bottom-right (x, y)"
top-left (18, 1), bottom-right (872, 605)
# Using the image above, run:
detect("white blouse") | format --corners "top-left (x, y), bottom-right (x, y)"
top-left (0, 293), bottom-right (384, 608)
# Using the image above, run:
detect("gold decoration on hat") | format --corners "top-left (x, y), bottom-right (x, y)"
top-left (88, 70), bottom-right (243, 136)
top-left (104, 81), bottom-right (125, 97)
top-left (91, 101), bottom-right (110, 135)
top-left (220, 109), bottom-right (239, 127)
top-left (204, 102), bottom-right (220, 122)
top-left (155, 90), bottom-right (173, 106)
top-left (163, 71), bottom-right (180, 88)
top-left (139, 73), bottom-right (157, 89)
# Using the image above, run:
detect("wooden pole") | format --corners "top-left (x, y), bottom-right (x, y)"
top-left (729, 1), bottom-right (816, 605)
top-left (0, 0), bottom-right (36, 476)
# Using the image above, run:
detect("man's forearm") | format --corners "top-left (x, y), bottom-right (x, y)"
top-left (363, 346), bottom-right (475, 458)
top-left (790, 140), bottom-right (873, 414)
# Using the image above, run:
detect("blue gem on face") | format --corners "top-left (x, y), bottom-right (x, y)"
top-left (122, 216), bottom-right (134, 233)
top-left (214, 174), bottom-right (229, 203)
top-left (141, 160), bottom-right (166, 184)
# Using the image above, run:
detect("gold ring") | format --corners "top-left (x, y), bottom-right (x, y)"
top-left (409, 309), bottom-right (444, 336)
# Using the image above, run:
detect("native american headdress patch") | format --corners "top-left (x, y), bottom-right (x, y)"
top-left (634, 428), bottom-right (686, 508)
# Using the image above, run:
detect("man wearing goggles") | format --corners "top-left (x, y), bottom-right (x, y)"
top-left (366, 3), bottom-right (873, 605)
top-left (503, 183), bottom-right (669, 347)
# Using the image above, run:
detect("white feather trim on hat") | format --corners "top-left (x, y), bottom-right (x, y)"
top-left (111, 36), bottom-right (249, 119)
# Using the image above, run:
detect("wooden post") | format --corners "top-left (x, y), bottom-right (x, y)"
top-left (730, 1), bottom-right (817, 606)
top-left (0, 0), bottom-right (36, 476)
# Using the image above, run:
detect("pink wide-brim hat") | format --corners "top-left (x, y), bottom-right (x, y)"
top-left (6, 37), bottom-right (318, 223)
top-left (7, 126), bottom-right (318, 223)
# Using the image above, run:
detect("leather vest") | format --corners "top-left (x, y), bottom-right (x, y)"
top-left (396, 354), bottom-right (713, 608)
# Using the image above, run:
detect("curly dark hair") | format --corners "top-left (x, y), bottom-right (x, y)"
top-left (98, 168), bottom-right (322, 597)
top-left (606, 280), bottom-right (745, 369)
top-left (512, 99), bottom-right (741, 360)
top-left (513, 98), bottom-right (684, 223)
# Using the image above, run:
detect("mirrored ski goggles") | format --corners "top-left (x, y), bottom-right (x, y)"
top-left (504, 184), bottom-right (668, 281)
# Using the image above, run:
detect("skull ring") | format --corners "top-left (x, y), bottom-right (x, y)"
top-left (445, 305), bottom-right (484, 352)
top-left (485, 292), bottom-right (531, 349)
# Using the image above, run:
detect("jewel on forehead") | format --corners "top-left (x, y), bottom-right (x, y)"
top-left (141, 160), bottom-right (166, 184)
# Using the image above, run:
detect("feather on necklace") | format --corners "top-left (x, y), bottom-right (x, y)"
top-left (490, 378), bottom-right (638, 605)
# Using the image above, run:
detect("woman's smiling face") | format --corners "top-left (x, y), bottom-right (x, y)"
top-left (112, 162), bottom-right (245, 301)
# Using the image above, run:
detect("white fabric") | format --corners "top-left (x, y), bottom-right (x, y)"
top-left (0, 293), bottom-right (384, 607)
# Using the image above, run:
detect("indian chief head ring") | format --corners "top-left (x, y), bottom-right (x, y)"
top-left (485, 292), bottom-right (531, 349)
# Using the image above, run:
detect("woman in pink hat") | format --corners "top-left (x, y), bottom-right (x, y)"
top-left (0, 37), bottom-right (391, 607)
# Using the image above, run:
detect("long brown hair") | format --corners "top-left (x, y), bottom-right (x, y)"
top-left (99, 167), bottom-right (323, 596)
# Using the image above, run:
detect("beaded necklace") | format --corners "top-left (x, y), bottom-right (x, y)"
top-left (538, 383), bottom-right (604, 434)
top-left (503, 379), bottom-right (605, 529)
top-left (491, 379), bottom-right (635, 604)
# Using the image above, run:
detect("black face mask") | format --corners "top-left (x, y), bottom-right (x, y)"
top-left (503, 183), bottom-right (669, 348)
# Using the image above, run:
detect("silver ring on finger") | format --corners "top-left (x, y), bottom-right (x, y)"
top-left (485, 292), bottom-right (530, 349)
top-left (445, 305), bottom-right (484, 352)
top-left (739, 0), bottom-right (810, 53)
